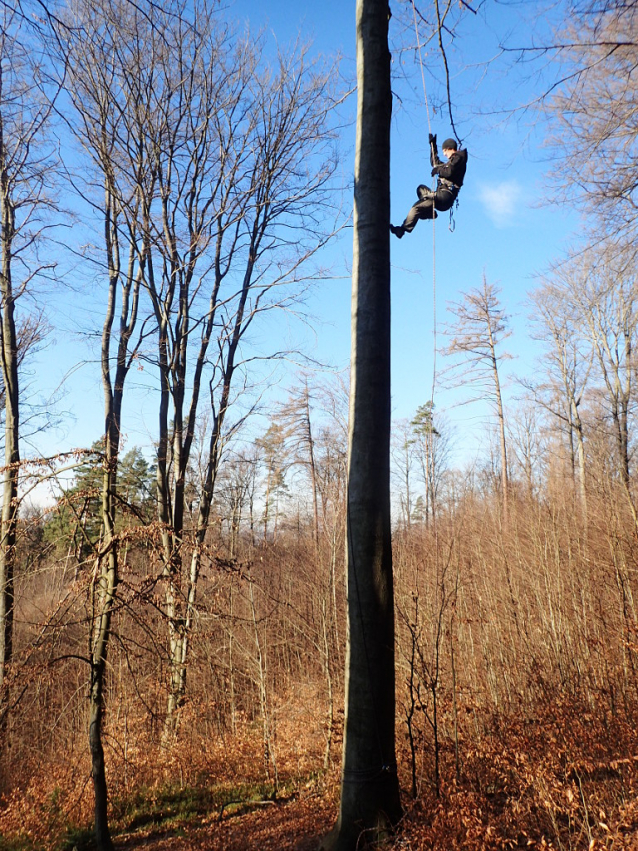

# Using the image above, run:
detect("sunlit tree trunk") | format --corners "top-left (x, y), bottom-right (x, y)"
top-left (327, 0), bottom-right (402, 846)
top-left (88, 175), bottom-right (144, 850)
top-left (0, 164), bottom-right (18, 690)
top-left (64, 6), bottom-right (148, 839)
top-left (87, 185), bottom-right (143, 850)
top-left (0, 11), bottom-right (56, 692)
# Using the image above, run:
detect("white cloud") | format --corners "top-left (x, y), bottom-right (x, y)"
top-left (477, 180), bottom-right (524, 228)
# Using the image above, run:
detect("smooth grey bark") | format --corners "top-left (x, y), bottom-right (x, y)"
top-left (327, 0), bottom-right (402, 846)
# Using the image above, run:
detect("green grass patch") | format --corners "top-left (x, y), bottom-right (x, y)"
top-left (113, 778), bottom-right (279, 835)
top-left (1, 773), bottom-right (315, 851)
top-left (58, 826), bottom-right (96, 851)
top-left (0, 835), bottom-right (34, 851)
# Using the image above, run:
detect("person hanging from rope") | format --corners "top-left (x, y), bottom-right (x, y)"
top-left (390, 134), bottom-right (468, 238)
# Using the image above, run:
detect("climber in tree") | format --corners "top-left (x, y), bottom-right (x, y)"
top-left (390, 134), bottom-right (468, 238)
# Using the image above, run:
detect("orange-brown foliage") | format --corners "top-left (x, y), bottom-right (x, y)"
top-left (1, 473), bottom-right (638, 850)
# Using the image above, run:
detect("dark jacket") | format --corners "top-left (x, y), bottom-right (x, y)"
top-left (430, 144), bottom-right (468, 193)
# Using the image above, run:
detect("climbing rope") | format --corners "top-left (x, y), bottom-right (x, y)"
top-left (410, 2), bottom-right (441, 624)
top-left (410, 0), bottom-right (438, 448)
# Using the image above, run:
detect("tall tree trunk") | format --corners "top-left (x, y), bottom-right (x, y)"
top-left (88, 541), bottom-right (116, 851)
top-left (327, 0), bottom-right (402, 846)
top-left (87, 174), bottom-right (142, 849)
top-left (0, 178), bottom-right (18, 690)
top-left (89, 255), bottom-right (121, 851)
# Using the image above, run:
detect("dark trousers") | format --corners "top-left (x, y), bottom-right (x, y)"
top-left (402, 184), bottom-right (456, 232)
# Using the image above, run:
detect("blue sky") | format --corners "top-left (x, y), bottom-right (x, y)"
top-left (29, 0), bottom-right (581, 477)
top-left (228, 0), bottom-right (581, 460)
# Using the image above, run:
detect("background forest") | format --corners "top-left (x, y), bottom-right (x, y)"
top-left (1, 0), bottom-right (638, 849)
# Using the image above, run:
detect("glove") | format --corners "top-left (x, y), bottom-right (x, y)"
top-left (431, 166), bottom-right (440, 176)
top-left (428, 133), bottom-right (437, 145)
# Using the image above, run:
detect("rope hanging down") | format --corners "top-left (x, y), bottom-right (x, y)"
top-left (409, 0), bottom-right (443, 621)
top-left (410, 0), bottom-right (437, 414)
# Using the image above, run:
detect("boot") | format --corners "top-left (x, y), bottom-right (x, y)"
top-left (390, 224), bottom-right (405, 239)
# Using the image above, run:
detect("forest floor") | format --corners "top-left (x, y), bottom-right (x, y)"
top-left (92, 776), bottom-right (638, 851)
top-left (112, 782), bottom-right (638, 851)
top-left (3, 764), bottom-right (638, 850)
top-left (114, 787), bottom-right (334, 851)
top-left (3, 701), bottom-right (638, 850)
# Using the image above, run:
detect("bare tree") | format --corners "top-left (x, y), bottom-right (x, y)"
top-left (392, 419), bottom-right (416, 530)
top-left (313, 375), bottom-right (349, 532)
top-left (443, 276), bottom-right (512, 521)
top-left (528, 275), bottom-right (593, 512)
top-left (411, 401), bottom-right (450, 526)
top-left (80, 4), bottom-right (344, 740)
top-left (215, 448), bottom-right (258, 556)
top-left (507, 403), bottom-right (547, 498)
top-left (565, 249), bottom-right (637, 488)
top-left (278, 372), bottom-right (348, 768)
top-left (279, 376), bottom-right (322, 547)
top-left (0, 3), bottom-right (57, 690)
top-left (62, 1), bottom-right (154, 844)
top-left (546, 2), bottom-right (638, 238)
top-left (255, 422), bottom-right (289, 543)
